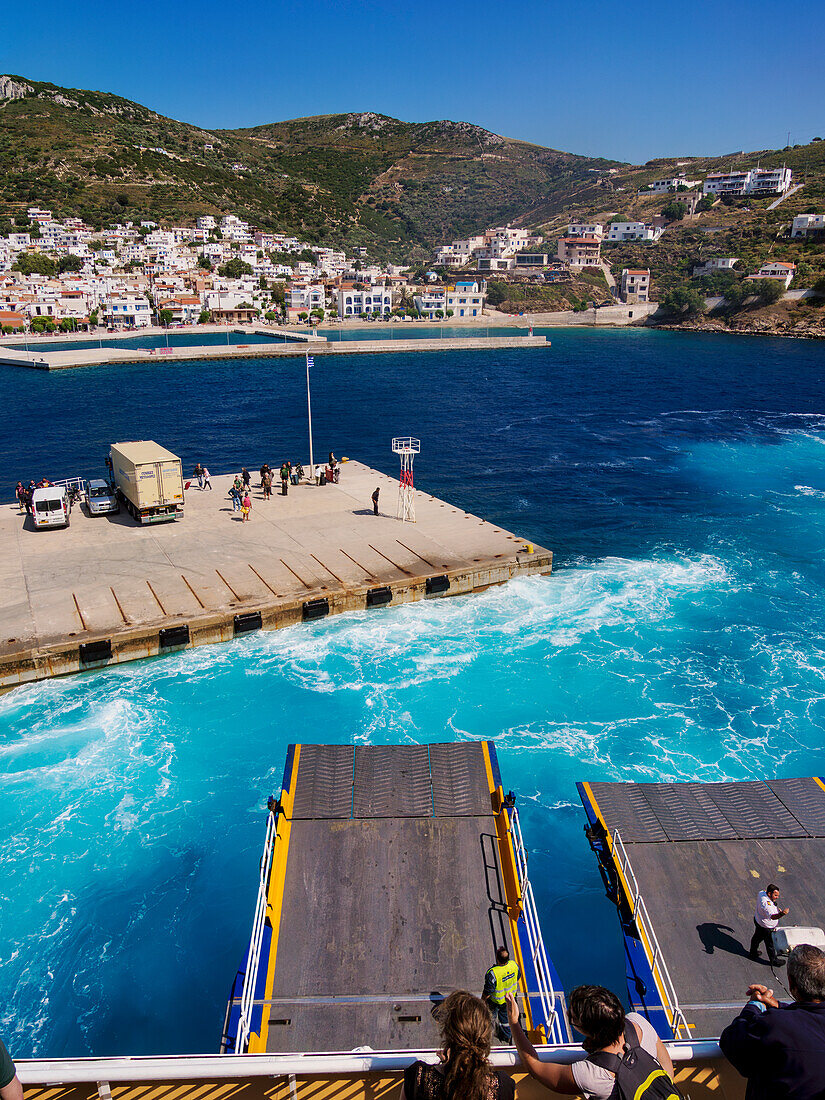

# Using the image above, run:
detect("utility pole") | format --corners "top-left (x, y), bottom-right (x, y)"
top-left (306, 354), bottom-right (315, 482)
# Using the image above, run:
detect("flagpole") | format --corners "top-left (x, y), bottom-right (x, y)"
top-left (306, 353), bottom-right (315, 482)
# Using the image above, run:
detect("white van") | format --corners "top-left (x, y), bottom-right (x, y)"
top-left (32, 485), bottom-right (71, 529)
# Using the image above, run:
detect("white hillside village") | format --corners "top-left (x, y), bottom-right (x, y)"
top-left (0, 208), bottom-right (490, 334)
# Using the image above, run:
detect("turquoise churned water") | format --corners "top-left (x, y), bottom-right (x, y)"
top-left (1, 328), bottom-right (825, 1056)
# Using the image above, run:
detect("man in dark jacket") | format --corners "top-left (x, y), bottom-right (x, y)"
top-left (719, 943), bottom-right (825, 1099)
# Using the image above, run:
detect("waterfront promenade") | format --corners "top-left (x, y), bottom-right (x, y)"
top-left (0, 461), bottom-right (551, 690)
top-left (0, 333), bottom-right (548, 370)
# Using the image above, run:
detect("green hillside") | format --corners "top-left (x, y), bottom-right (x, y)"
top-left (527, 142), bottom-right (825, 292)
top-left (0, 75), bottom-right (619, 261)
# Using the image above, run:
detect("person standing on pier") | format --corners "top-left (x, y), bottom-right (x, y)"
top-left (750, 884), bottom-right (789, 967)
top-left (202, 466), bottom-right (212, 491)
top-left (242, 468), bottom-right (251, 492)
top-left (372, 487), bottom-right (380, 515)
top-left (241, 492), bottom-right (252, 522)
top-left (193, 462), bottom-right (204, 489)
top-left (280, 463), bottom-right (289, 495)
top-left (262, 470), bottom-right (272, 500)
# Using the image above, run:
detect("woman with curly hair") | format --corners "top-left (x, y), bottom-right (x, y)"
top-left (401, 990), bottom-right (515, 1100)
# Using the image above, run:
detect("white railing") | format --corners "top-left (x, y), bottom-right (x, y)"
top-left (52, 476), bottom-right (86, 493)
top-left (235, 809), bottom-right (278, 1053)
top-left (609, 829), bottom-right (690, 1039)
top-left (508, 806), bottom-right (567, 1044)
top-left (15, 1041), bottom-right (727, 1087)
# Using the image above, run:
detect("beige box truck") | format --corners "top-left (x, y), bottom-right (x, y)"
top-left (110, 441), bottom-right (184, 524)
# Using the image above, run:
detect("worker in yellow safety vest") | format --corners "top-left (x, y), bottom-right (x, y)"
top-left (483, 946), bottom-right (521, 1042)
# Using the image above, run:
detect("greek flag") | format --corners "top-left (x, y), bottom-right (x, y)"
top-left (306, 355), bottom-right (314, 369)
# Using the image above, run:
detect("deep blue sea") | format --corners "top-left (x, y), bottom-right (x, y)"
top-left (2, 327), bottom-right (825, 1056)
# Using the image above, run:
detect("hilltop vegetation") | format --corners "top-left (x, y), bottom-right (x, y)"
top-left (0, 75), bottom-right (618, 261)
top-left (1, 72), bottom-right (822, 295)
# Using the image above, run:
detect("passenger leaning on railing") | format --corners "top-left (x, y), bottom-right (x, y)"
top-left (400, 991), bottom-right (514, 1100)
top-left (505, 986), bottom-right (680, 1099)
top-left (0, 1034), bottom-right (23, 1100)
top-left (720, 943), bottom-right (825, 1100)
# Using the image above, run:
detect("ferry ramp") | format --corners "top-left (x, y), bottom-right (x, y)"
top-left (244, 741), bottom-right (558, 1053)
top-left (579, 776), bottom-right (825, 1039)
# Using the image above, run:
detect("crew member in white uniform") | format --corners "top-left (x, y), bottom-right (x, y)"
top-left (750, 883), bottom-right (789, 966)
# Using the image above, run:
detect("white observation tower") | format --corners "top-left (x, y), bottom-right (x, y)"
top-left (392, 437), bottom-right (420, 523)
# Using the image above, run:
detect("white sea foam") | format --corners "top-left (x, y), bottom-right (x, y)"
top-left (2, 540), bottom-right (824, 1055)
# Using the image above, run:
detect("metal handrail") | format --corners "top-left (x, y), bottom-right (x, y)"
top-left (508, 806), bottom-right (567, 1044)
top-left (16, 1041), bottom-right (728, 1086)
top-left (609, 829), bottom-right (690, 1039)
top-left (52, 476), bottom-right (86, 492)
top-left (236, 809), bottom-right (277, 1053)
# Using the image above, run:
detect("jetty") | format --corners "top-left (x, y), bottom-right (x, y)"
top-left (0, 333), bottom-right (548, 370)
top-left (0, 461), bottom-right (551, 690)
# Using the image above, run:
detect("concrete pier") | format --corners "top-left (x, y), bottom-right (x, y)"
top-left (0, 334), bottom-right (548, 370)
top-left (0, 462), bottom-right (551, 691)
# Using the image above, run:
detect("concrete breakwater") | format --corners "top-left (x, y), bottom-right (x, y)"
top-left (0, 461), bottom-right (551, 691)
top-left (0, 334), bottom-right (548, 370)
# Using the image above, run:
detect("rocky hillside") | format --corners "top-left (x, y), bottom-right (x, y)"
top-left (0, 75), bottom-right (619, 261)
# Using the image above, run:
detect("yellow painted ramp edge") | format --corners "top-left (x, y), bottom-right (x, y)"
top-left (248, 744), bottom-right (301, 1053)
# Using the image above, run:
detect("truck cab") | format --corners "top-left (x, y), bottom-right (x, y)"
top-left (32, 485), bottom-right (71, 529)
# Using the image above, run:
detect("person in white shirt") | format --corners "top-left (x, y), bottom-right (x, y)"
top-left (505, 985), bottom-right (674, 1098)
top-left (750, 883), bottom-right (789, 966)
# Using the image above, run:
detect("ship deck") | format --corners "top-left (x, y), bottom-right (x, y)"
top-left (579, 776), bottom-right (825, 1039)
top-left (232, 741), bottom-right (561, 1053)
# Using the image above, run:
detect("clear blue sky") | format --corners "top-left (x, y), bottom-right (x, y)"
top-left (2, 0), bottom-right (823, 164)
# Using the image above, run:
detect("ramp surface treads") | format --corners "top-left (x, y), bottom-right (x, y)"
top-left (264, 741), bottom-right (509, 1053)
top-left (583, 776), bottom-right (825, 1039)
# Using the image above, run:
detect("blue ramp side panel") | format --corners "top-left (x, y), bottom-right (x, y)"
top-left (575, 781), bottom-right (671, 1040)
top-left (223, 919), bottom-right (273, 1054)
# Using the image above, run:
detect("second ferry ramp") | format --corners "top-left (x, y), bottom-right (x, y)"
top-left (244, 741), bottom-right (564, 1053)
top-left (578, 776), bottom-right (825, 1040)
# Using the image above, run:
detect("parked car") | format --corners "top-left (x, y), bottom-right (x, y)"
top-left (85, 478), bottom-right (120, 516)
